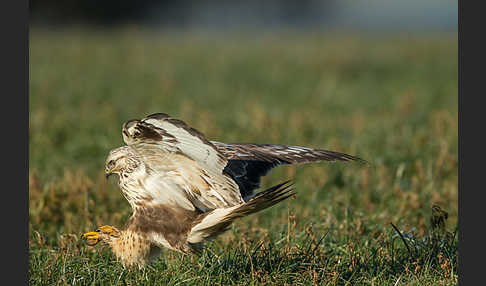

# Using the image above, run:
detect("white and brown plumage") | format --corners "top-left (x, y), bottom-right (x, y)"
top-left (82, 113), bottom-right (365, 268)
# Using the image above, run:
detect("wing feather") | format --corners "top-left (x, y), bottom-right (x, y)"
top-left (212, 142), bottom-right (366, 200)
top-left (134, 144), bottom-right (244, 211)
top-left (212, 142), bottom-right (366, 164)
top-left (124, 113), bottom-right (228, 174)
top-left (122, 113), bottom-right (245, 210)
top-left (121, 113), bottom-right (365, 206)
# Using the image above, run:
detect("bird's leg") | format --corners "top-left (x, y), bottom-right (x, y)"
top-left (81, 225), bottom-right (121, 246)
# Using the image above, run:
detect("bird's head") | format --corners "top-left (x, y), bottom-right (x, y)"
top-left (105, 146), bottom-right (140, 178)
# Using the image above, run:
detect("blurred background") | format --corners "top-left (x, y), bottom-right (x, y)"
top-left (29, 1), bottom-right (458, 283)
top-left (29, 0), bottom-right (458, 174)
top-left (30, 0), bottom-right (457, 32)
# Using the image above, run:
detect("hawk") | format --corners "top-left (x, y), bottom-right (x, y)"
top-left (82, 113), bottom-right (365, 268)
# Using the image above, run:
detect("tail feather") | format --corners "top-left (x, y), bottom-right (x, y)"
top-left (187, 181), bottom-right (294, 244)
top-left (229, 180), bottom-right (294, 218)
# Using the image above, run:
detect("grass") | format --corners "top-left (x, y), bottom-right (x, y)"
top-left (29, 28), bottom-right (458, 285)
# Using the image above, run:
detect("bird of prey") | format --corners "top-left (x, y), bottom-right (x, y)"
top-left (82, 113), bottom-right (365, 268)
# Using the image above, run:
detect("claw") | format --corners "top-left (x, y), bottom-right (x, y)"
top-left (96, 225), bottom-right (120, 237)
top-left (82, 231), bottom-right (101, 246)
top-left (82, 225), bottom-right (120, 246)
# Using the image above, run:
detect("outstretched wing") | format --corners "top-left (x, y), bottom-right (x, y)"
top-left (212, 142), bottom-right (366, 200)
top-left (122, 113), bottom-right (244, 210)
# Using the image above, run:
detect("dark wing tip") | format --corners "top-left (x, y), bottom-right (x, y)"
top-left (338, 153), bottom-right (370, 166)
top-left (351, 156), bottom-right (370, 166)
top-left (146, 113), bottom-right (171, 120)
top-left (319, 149), bottom-right (369, 166)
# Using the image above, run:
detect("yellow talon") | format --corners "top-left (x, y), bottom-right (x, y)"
top-left (82, 225), bottom-right (120, 246)
top-left (82, 231), bottom-right (101, 246)
top-left (96, 225), bottom-right (118, 236)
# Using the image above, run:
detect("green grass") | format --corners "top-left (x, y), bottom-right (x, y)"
top-left (29, 28), bottom-right (458, 285)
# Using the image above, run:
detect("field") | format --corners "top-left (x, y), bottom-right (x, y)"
top-left (29, 28), bottom-right (458, 285)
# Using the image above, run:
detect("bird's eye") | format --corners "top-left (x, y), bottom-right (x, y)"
top-left (133, 130), bottom-right (141, 137)
top-left (108, 160), bottom-right (115, 167)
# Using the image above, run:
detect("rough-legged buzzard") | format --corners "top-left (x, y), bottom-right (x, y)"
top-left (82, 113), bottom-right (365, 268)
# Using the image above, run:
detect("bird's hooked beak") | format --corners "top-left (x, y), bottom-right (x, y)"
top-left (105, 168), bottom-right (114, 179)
